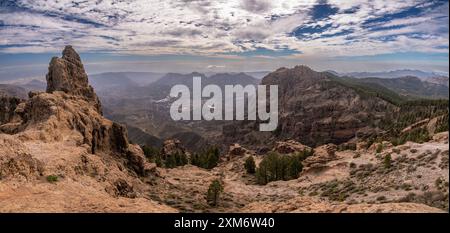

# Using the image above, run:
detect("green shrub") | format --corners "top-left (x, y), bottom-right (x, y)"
top-left (384, 154), bottom-right (392, 169)
top-left (46, 175), bottom-right (58, 183)
top-left (244, 156), bottom-right (256, 174)
top-left (376, 144), bottom-right (383, 153)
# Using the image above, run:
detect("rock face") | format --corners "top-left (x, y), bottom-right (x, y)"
top-left (264, 66), bottom-right (395, 146)
top-left (46, 45), bottom-right (102, 113)
top-left (223, 65), bottom-right (397, 147)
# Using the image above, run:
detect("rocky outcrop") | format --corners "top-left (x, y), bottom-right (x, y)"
top-left (302, 143), bottom-right (337, 169)
top-left (46, 45), bottom-right (102, 113)
top-left (160, 139), bottom-right (186, 159)
top-left (272, 139), bottom-right (311, 154)
top-left (0, 96), bottom-right (24, 126)
top-left (228, 143), bottom-right (247, 156)
top-left (0, 46), bottom-right (148, 176)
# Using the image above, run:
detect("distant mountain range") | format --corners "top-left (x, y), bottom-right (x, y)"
top-left (332, 76), bottom-right (449, 100)
top-left (0, 84), bottom-right (28, 99)
top-left (339, 69), bottom-right (448, 79)
top-left (90, 72), bottom-right (164, 87)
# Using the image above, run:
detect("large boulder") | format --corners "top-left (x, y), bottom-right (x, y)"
top-left (229, 143), bottom-right (247, 156)
top-left (272, 139), bottom-right (311, 154)
top-left (302, 143), bottom-right (337, 168)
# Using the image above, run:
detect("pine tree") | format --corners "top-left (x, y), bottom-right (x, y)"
top-left (155, 154), bottom-right (162, 167)
top-left (165, 153), bottom-right (176, 168)
top-left (288, 156), bottom-right (302, 179)
top-left (206, 179), bottom-right (223, 206)
top-left (256, 159), bottom-right (269, 185)
top-left (244, 156), bottom-right (256, 174)
top-left (384, 153), bottom-right (392, 169)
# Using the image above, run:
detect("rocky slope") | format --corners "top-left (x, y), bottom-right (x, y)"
top-left (146, 134), bottom-right (448, 213)
top-left (0, 46), bottom-right (175, 212)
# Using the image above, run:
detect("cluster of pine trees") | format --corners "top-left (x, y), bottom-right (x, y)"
top-left (255, 150), bottom-right (313, 185)
top-left (372, 99), bottom-right (449, 146)
top-left (191, 147), bottom-right (220, 169)
top-left (141, 145), bottom-right (159, 162)
top-left (140, 145), bottom-right (220, 169)
top-left (435, 114), bottom-right (449, 133)
top-left (164, 152), bottom-right (188, 168)
top-left (391, 127), bottom-right (430, 146)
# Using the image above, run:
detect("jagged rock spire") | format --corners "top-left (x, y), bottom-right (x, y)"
top-left (46, 45), bottom-right (102, 113)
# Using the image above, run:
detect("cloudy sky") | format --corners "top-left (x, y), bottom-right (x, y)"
top-left (0, 0), bottom-right (448, 78)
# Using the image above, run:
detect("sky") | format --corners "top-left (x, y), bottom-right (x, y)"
top-left (0, 0), bottom-right (449, 79)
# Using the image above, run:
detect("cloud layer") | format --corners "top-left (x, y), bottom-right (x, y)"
top-left (0, 0), bottom-right (448, 58)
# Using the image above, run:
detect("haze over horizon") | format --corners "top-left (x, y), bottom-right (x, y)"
top-left (0, 0), bottom-right (449, 79)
